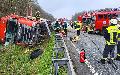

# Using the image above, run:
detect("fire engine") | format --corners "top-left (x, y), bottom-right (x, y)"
top-left (78, 11), bottom-right (120, 34)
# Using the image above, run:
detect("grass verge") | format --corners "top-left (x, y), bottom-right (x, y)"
top-left (0, 32), bottom-right (55, 75)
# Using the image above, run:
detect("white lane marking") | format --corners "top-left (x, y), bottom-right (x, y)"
top-left (70, 41), bottom-right (98, 75)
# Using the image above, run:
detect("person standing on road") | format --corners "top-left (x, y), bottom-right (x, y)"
top-left (74, 21), bottom-right (77, 29)
top-left (70, 21), bottom-right (74, 28)
top-left (101, 17), bottom-right (118, 64)
top-left (63, 21), bottom-right (67, 36)
top-left (72, 21), bottom-right (81, 41)
top-left (76, 21), bottom-right (81, 36)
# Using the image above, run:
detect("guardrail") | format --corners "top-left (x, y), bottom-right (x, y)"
top-left (52, 33), bottom-right (76, 75)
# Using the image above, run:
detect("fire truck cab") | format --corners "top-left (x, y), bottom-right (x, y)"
top-left (78, 11), bottom-right (120, 34)
top-left (93, 12), bottom-right (110, 33)
top-left (93, 11), bottom-right (120, 34)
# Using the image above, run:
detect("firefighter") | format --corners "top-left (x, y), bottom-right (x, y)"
top-left (54, 21), bottom-right (61, 33)
top-left (71, 21), bottom-right (81, 41)
top-left (101, 18), bottom-right (118, 64)
top-left (63, 21), bottom-right (67, 36)
top-left (76, 21), bottom-right (81, 36)
top-left (74, 21), bottom-right (77, 29)
top-left (35, 11), bottom-right (41, 21)
top-left (70, 21), bottom-right (74, 28)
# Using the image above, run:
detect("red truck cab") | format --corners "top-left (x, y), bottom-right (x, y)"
top-left (94, 12), bottom-right (110, 32)
top-left (93, 11), bottom-right (120, 33)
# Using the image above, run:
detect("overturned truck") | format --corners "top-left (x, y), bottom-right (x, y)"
top-left (0, 14), bottom-right (50, 46)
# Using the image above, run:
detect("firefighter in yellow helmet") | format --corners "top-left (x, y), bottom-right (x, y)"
top-left (101, 17), bottom-right (118, 64)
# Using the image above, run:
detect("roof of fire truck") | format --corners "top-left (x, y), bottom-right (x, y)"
top-left (94, 11), bottom-right (120, 15)
top-left (82, 15), bottom-right (91, 18)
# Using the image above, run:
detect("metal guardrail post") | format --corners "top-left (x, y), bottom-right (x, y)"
top-left (52, 33), bottom-right (76, 75)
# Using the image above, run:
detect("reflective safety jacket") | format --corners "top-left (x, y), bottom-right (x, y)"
top-left (54, 22), bottom-right (61, 30)
top-left (74, 22), bottom-right (77, 29)
top-left (75, 22), bottom-right (81, 30)
top-left (117, 28), bottom-right (120, 41)
top-left (104, 25), bottom-right (118, 45)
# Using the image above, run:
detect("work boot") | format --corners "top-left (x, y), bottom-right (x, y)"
top-left (70, 37), bottom-right (72, 41)
top-left (100, 59), bottom-right (106, 64)
top-left (115, 56), bottom-right (120, 61)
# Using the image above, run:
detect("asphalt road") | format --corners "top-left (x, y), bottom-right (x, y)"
top-left (65, 30), bottom-right (120, 75)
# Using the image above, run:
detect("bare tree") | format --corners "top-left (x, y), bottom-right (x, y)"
top-left (0, 0), bottom-right (55, 21)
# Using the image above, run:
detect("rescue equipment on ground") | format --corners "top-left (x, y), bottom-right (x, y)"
top-left (70, 35), bottom-right (80, 42)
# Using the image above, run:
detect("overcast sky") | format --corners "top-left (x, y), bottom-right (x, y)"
top-left (38, 0), bottom-right (120, 19)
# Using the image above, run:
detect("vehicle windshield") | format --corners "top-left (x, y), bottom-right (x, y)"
top-left (98, 15), bottom-right (103, 20)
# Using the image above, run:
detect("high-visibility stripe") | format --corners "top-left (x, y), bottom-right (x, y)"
top-left (118, 38), bottom-right (120, 41)
top-left (111, 58), bottom-right (114, 60)
top-left (75, 28), bottom-right (80, 30)
top-left (106, 41), bottom-right (116, 45)
top-left (102, 58), bottom-right (107, 60)
top-left (117, 30), bottom-right (120, 41)
top-left (117, 54), bottom-right (120, 57)
top-left (106, 26), bottom-right (118, 45)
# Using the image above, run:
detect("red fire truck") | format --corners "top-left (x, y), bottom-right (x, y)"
top-left (78, 11), bottom-right (120, 34)
top-left (94, 11), bottom-right (120, 34)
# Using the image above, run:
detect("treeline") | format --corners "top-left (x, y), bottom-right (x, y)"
top-left (0, 0), bottom-right (55, 21)
top-left (72, 7), bottom-right (120, 21)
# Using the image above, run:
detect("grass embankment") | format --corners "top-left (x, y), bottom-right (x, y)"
top-left (0, 33), bottom-right (55, 75)
top-left (0, 44), bottom-right (2, 49)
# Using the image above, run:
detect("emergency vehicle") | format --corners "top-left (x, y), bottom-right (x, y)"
top-left (93, 11), bottom-right (120, 34)
top-left (78, 11), bottom-right (120, 34)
